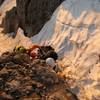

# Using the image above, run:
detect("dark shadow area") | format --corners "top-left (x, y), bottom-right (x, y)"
top-left (0, 0), bottom-right (4, 6)
top-left (1, 7), bottom-right (18, 38)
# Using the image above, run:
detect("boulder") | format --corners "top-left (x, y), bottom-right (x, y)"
top-left (16, 0), bottom-right (64, 37)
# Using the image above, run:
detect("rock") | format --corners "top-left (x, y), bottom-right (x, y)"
top-left (0, 52), bottom-right (14, 64)
top-left (9, 89), bottom-right (22, 99)
top-left (1, 7), bottom-right (18, 35)
top-left (46, 87), bottom-right (78, 100)
top-left (0, 79), bottom-right (5, 90)
top-left (1, 0), bottom-right (64, 37)
top-left (0, 92), bottom-right (13, 100)
top-left (13, 52), bottom-right (31, 64)
top-left (16, 0), bottom-right (64, 37)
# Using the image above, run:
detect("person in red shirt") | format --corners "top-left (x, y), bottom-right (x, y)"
top-left (27, 44), bottom-right (40, 59)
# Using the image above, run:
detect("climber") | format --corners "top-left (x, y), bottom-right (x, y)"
top-left (14, 45), bottom-right (58, 61)
top-left (27, 45), bottom-right (58, 60)
top-left (14, 45), bottom-right (39, 59)
top-left (27, 44), bottom-right (40, 59)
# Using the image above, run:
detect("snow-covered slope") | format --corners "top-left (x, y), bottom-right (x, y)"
top-left (1, 0), bottom-right (100, 99)
top-left (31, 0), bottom-right (100, 58)
top-left (31, 0), bottom-right (100, 99)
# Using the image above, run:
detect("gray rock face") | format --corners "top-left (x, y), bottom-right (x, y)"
top-left (16, 0), bottom-right (64, 37)
top-left (2, 7), bottom-right (18, 35)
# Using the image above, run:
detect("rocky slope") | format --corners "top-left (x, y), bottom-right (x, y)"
top-left (0, 51), bottom-right (78, 100)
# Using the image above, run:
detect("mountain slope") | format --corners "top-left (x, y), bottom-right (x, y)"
top-left (0, 0), bottom-right (100, 99)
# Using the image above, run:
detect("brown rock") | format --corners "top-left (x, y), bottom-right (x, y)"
top-left (0, 52), bottom-right (78, 100)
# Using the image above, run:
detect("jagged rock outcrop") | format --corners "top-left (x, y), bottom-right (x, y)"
top-left (16, 0), bottom-right (64, 37)
top-left (2, 7), bottom-right (18, 34)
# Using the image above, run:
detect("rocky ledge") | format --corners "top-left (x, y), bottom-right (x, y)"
top-left (0, 51), bottom-right (78, 100)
